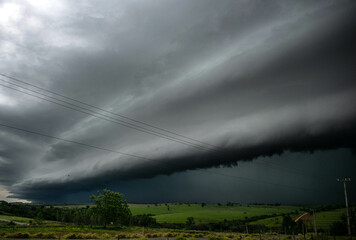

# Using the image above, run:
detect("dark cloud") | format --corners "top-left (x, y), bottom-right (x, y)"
top-left (0, 0), bottom-right (355, 202)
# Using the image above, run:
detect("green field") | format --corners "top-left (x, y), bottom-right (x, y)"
top-left (50, 203), bottom-right (346, 227)
top-left (0, 214), bottom-right (33, 224)
top-left (250, 215), bottom-right (285, 227)
top-left (308, 209), bottom-right (346, 230)
top-left (0, 214), bottom-right (58, 225)
top-left (129, 204), bottom-right (300, 223)
top-left (250, 208), bottom-right (347, 230)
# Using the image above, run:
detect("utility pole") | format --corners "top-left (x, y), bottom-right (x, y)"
top-left (337, 178), bottom-right (352, 240)
top-left (312, 209), bottom-right (317, 240)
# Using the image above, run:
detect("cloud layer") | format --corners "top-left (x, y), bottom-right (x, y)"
top-left (0, 0), bottom-right (355, 202)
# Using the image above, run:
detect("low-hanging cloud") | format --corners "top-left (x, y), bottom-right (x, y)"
top-left (0, 0), bottom-right (355, 202)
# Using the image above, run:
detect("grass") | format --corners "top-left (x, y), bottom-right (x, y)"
top-left (0, 225), bottom-right (351, 240)
top-left (250, 215), bottom-right (285, 227)
top-left (0, 214), bottom-right (33, 224)
top-left (304, 209), bottom-right (346, 230)
top-left (250, 208), bottom-right (347, 230)
top-left (129, 204), bottom-right (300, 223)
top-left (0, 214), bottom-right (59, 225)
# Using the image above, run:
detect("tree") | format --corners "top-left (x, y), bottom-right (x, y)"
top-left (90, 189), bottom-right (132, 227)
top-left (186, 217), bottom-right (195, 227)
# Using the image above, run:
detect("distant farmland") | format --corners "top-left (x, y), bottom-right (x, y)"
top-left (249, 208), bottom-right (346, 230)
top-left (129, 203), bottom-right (301, 223)
top-left (51, 203), bottom-right (346, 229)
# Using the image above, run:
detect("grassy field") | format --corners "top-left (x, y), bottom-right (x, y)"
top-left (250, 215), bottom-right (285, 227)
top-left (249, 208), bottom-right (347, 230)
top-left (0, 214), bottom-right (33, 223)
top-left (304, 209), bottom-right (346, 230)
top-left (50, 203), bottom-right (301, 223)
top-left (129, 204), bottom-right (300, 223)
top-left (0, 214), bottom-right (59, 225)
top-left (50, 203), bottom-right (347, 227)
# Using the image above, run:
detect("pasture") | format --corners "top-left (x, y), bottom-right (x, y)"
top-left (129, 204), bottom-right (300, 223)
top-left (249, 208), bottom-right (347, 230)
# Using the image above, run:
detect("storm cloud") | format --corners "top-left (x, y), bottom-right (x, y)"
top-left (0, 0), bottom-right (355, 203)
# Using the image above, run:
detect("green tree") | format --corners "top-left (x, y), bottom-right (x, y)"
top-left (90, 189), bottom-right (132, 227)
top-left (186, 216), bottom-right (195, 227)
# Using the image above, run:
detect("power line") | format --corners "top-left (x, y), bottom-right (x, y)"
top-left (0, 73), bottom-right (325, 189)
top-left (0, 121), bottom-right (323, 193)
top-left (0, 79), bottom-right (216, 152)
top-left (0, 73), bottom-right (220, 150)
top-left (0, 74), bottom-right (324, 164)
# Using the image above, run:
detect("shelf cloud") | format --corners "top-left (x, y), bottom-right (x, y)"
top-left (0, 0), bottom-right (355, 202)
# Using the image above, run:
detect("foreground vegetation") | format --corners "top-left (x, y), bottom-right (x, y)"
top-left (0, 223), bottom-right (352, 240)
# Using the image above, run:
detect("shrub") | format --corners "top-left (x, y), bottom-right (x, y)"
top-left (164, 232), bottom-right (179, 237)
top-left (147, 233), bottom-right (159, 238)
top-left (65, 233), bottom-right (81, 239)
top-left (176, 235), bottom-right (187, 240)
top-left (281, 236), bottom-right (292, 240)
top-left (182, 233), bottom-right (193, 237)
top-left (82, 233), bottom-right (99, 239)
top-left (117, 233), bottom-right (129, 239)
top-left (101, 233), bottom-right (111, 239)
top-left (194, 233), bottom-right (204, 238)
top-left (129, 233), bottom-right (141, 238)
top-left (6, 232), bottom-right (30, 238)
top-left (209, 236), bottom-right (230, 240)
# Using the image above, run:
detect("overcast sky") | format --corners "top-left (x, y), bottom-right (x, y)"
top-left (0, 0), bottom-right (355, 204)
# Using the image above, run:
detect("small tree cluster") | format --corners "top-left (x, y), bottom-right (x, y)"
top-left (91, 189), bottom-right (132, 227)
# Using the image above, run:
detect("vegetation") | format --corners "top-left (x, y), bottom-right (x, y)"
top-left (91, 189), bottom-right (131, 227)
top-left (130, 203), bottom-right (301, 223)
top-left (0, 192), bottom-right (354, 238)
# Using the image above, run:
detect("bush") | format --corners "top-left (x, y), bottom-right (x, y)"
top-left (281, 236), bottom-right (292, 240)
top-left (182, 233), bottom-right (193, 237)
top-left (117, 233), bottom-right (130, 239)
top-left (32, 232), bottom-right (57, 239)
top-left (194, 233), bottom-right (204, 238)
top-left (146, 233), bottom-right (159, 238)
top-left (176, 236), bottom-right (187, 240)
top-left (6, 232), bottom-right (30, 238)
top-left (33, 232), bottom-right (44, 238)
top-left (65, 233), bottom-right (81, 239)
top-left (128, 233), bottom-right (141, 238)
top-left (82, 233), bottom-right (99, 239)
top-left (164, 232), bottom-right (179, 237)
top-left (101, 233), bottom-right (112, 239)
